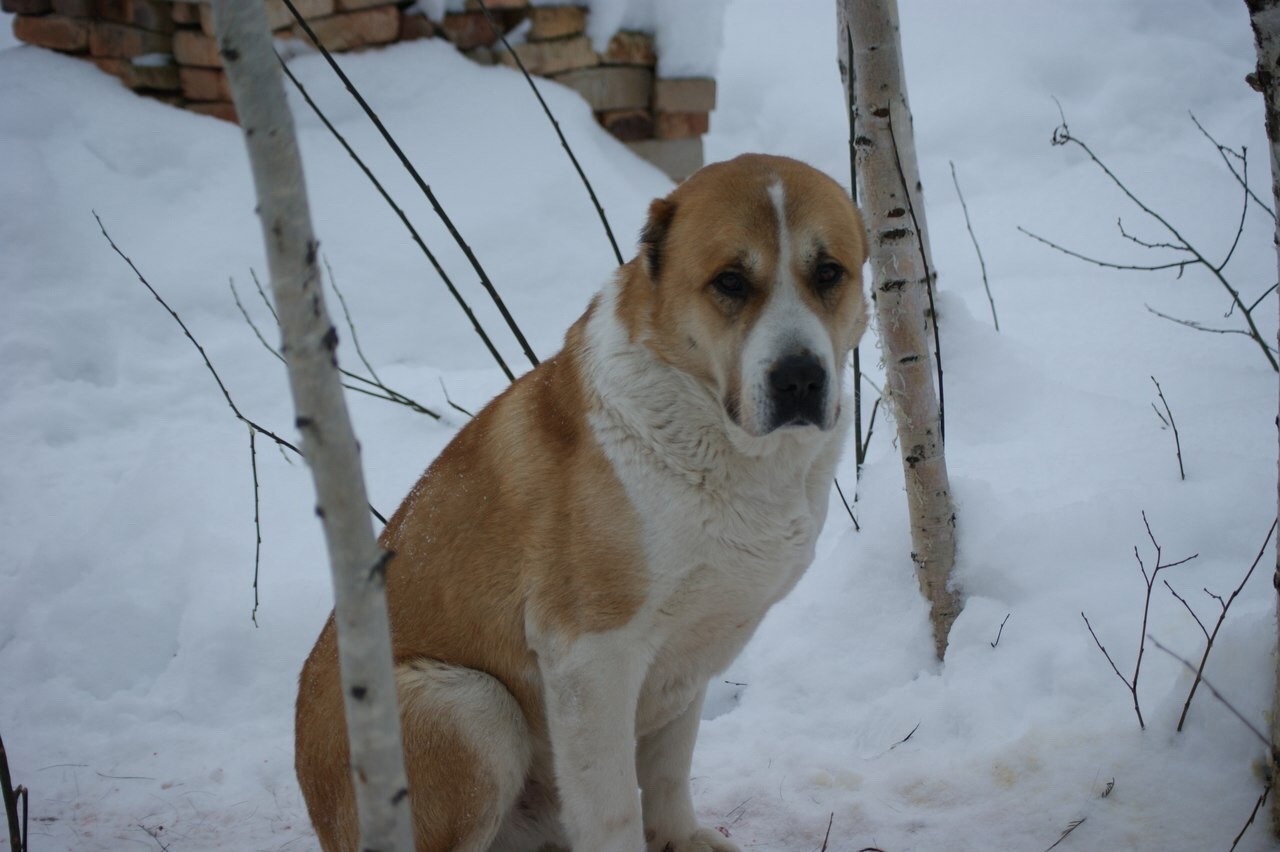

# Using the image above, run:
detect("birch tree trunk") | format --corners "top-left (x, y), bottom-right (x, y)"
top-left (1243, 0), bottom-right (1280, 834)
top-left (209, 2), bottom-right (414, 848)
top-left (838, 0), bottom-right (959, 660)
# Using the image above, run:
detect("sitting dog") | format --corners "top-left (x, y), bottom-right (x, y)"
top-left (295, 153), bottom-right (869, 851)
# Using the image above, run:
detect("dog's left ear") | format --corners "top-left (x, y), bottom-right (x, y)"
top-left (639, 198), bottom-right (676, 282)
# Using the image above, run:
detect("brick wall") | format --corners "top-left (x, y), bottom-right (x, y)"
top-left (5, 0), bottom-right (715, 179)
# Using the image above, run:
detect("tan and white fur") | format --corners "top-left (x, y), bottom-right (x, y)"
top-left (295, 154), bottom-right (869, 852)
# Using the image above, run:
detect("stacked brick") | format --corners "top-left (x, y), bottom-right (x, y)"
top-left (436, 1), bottom-right (715, 177)
top-left (6, 0), bottom-right (714, 179)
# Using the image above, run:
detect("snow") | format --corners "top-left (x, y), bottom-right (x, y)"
top-left (1, 0), bottom-right (1276, 850)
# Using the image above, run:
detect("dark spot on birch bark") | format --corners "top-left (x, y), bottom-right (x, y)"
top-left (315, 504), bottom-right (326, 519)
top-left (391, 787), bottom-right (409, 805)
top-left (879, 279), bottom-right (907, 292)
top-left (305, 240), bottom-right (318, 266)
top-left (220, 44), bottom-right (240, 62)
top-left (854, 135), bottom-right (873, 147)
top-left (887, 207), bottom-right (907, 218)
top-left (880, 228), bottom-right (911, 241)
top-left (323, 325), bottom-right (339, 352)
top-left (899, 354), bottom-right (920, 364)
top-left (872, 106), bottom-right (890, 118)
top-left (296, 415), bottom-right (313, 429)
top-left (351, 685), bottom-right (367, 700)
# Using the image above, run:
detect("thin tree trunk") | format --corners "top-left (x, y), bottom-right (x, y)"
top-left (1244, 0), bottom-right (1280, 835)
top-left (839, 0), bottom-right (959, 659)
top-left (209, 2), bottom-right (414, 848)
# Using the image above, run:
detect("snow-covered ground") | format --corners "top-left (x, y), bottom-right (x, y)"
top-left (2, 0), bottom-right (1277, 849)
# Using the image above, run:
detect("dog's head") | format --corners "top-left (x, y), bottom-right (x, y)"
top-left (621, 154), bottom-right (868, 439)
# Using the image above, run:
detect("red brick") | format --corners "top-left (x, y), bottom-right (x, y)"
top-left (94, 55), bottom-right (180, 89)
top-left (597, 108), bottom-right (652, 142)
top-left (13, 13), bottom-right (90, 51)
top-left (499, 34), bottom-right (595, 75)
top-left (552, 65), bottom-right (651, 111)
top-left (200, 0), bottom-right (334, 36)
top-left (463, 0), bottom-right (526, 8)
top-left (179, 64), bottom-right (230, 100)
top-left (439, 11), bottom-right (497, 49)
top-left (526, 5), bottom-right (583, 41)
top-left (398, 8), bottom-right (434, 41)
top-left (2, 0), bottom-right (51, 14)
top-left (50, 0), bottom-right (91, 15)
top-left (170, 1), bottom-right (200, 24)
top-left (89, 20), bottom-right (170, 57)
top-left (299, 6), bottom-right (397, 51)
top-left (603, 30), bottom-right (654, 66)
top-left (172, 27), bottom-right (219, 66)
top-left (655, 110), bottom-right (709, 140)
top-left (98, 0), bottom-right (173, 33)
top-left (653, 77), bottom-right (716, 112)
top-left (187, 100), bottom-right (237, 121)
top-left (333, 0), bottom-right (388, 11)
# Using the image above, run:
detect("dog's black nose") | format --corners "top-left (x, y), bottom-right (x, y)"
top-left (767, 353), bottom-right (827, 428)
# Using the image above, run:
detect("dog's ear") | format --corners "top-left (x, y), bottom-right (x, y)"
top-left (639, 198), bottom-right (676, 282)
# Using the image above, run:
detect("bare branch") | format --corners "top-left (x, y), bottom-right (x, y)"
top-left (949, 161), bottom-right (998, 331)
top-left (1173, 519), bottom-right (1278, 732)
top-left (275, 54), bottom-right (518, 382)
top-left (1149, 635), bottom-right (1274, 753)
top-left (249, 427), bottom-right (262, 627)
top-left (833, 477), bottom-right (860, 532)
top-left (1149, 376), bottom-right (1185, 480)
top-left (1189, 111), bottom-right (1276, 223)
top-left (1044, 817), bottom-right (1086, 852)
top-left (278, 0), bottom-right (540, 371)
top-left (990, 613), bottom-right (1011, 648)
top-left (1017, 226), bottom-right (1190, 274)
top-left (1082, 611), bottom-right (1142, 728)
top-left (1230, 784), bottom-right (1272, 852)
top-left (475, 0), bottom-right (623, 265)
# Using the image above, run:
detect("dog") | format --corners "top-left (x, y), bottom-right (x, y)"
top-left (295, 153), bottom-right (869, 852)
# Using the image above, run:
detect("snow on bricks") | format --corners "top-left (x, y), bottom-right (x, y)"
top-left (6, 0), bottom-right (719, 177)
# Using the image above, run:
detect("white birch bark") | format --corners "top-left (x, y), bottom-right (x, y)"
top-left (839, 0), bottom-right (959, 659)
top-left (1243, 0), bottom-right (1280, 834)
top-left (208, 2), bottom-right (414, 848)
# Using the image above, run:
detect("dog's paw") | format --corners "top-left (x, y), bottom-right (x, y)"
top-left (647, 826), bottom-right (741, 852)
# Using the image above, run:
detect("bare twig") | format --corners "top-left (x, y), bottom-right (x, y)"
top-left (325, 256), bottom-right (382, 384)
top-left (438, 378), bottom-right (475, 419)
top-left (1100, 778), bottom-right (1115, 799)
top-left (1149, 376), bottom-right (1184, 480)
top-left (275, 55), bottom-right (518, 382)
top-left (1, 731), bottom-right (27, 852)
top-left (1189, 111), bottom-right (1276, 223)
top-left (833, 477), bottom-right (860, 532)
top-left (1148, 635), bottom-right (1274, 755)
top-left (949, 160), bottom-right (998, 331)
top-left (249, 427), bottom-right (262, 626)
top-left (475, 0), bottom-right (623, 265)
top-left (1144, 304), bottom-right (1276, 347)
top-left (1024, 119), bottom-right (1278, 371)
top-left (96, 212), bottom-right (388, 529)
top-left (990, 613), bottom-right (1011, 648)
top-left (818, 812), bottom-right (834, 852)
top-left (890, 723), bottom-right (921, 749)
top-left (1166, 519), bottom-right (1277, 732)
top-left (1230, 784), bottom-right (1272, 852)
top-left (1082, 512), bottom-right (1197, 729)
top-left (1044, 817), bottom-right (1086, 852)
top-left (278, 0), bottom-right (540, 371)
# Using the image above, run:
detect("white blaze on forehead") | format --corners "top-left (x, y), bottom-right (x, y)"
top-left (735, 178), bottom-right (841, 435)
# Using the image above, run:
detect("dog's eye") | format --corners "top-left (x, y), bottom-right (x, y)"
top-left (712, 270), bottom-right (750, 298)
top-left (814, 262), bottom-right (844, 290)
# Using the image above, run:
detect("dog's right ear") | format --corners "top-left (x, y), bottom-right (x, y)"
top-left (639, 198), bottom-right (676, 282)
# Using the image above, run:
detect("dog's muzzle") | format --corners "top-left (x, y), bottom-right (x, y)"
top-left (766, 352), bottom-right (827, 430)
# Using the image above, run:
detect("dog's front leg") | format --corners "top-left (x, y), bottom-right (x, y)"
top-left (542, 632), bottom-right (649, 851)
top-left (637, 686), bottom-right (741, 852)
